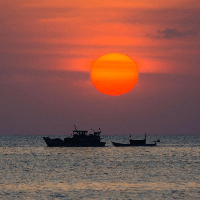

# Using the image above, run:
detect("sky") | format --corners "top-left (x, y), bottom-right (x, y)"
top-left (0, 0), bottom-right (200, 135)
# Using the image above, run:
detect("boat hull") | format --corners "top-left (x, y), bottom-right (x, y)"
top-left (112, 142), bottom-right (156, 147)
top-left (43, 137), bottom-right (106, 147)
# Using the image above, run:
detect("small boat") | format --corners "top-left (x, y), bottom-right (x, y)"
top-left (43, 125), bottom-right (106, 147)
top-left (112, 134), bottom-right (156, 147)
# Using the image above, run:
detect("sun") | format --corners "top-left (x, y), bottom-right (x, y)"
top-left (90, 53), bottom-right (138, 96)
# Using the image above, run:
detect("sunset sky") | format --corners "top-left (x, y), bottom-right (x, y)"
top-left (1, 0), bottom-right (200, 135)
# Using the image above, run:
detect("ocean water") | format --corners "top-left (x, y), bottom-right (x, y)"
top-left (0, 135), bottom-right (200, 200)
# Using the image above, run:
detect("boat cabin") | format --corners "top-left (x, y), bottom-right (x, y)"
top-left (73, 125), bottom-right (88, 136)
top-left (73, 130), bottom-right (88, 136)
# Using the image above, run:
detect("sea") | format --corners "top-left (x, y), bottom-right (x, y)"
top-left (0, 135), bottom-right (200, 200)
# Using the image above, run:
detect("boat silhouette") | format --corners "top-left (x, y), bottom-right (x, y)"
top-left (43, 125), bottom-right (106, 147)
top-left (112, 134), bottom-right (156, 147)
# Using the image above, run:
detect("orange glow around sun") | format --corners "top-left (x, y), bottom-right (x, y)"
top-left (91, 53), bottom-right (138, 95)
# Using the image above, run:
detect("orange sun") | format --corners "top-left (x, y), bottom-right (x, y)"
top-left (90, 53), bottom-right (138, 95)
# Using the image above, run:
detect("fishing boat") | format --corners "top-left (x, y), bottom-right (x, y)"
top-left (43, 125), bottom-right (106, 147)
top-left (112, 134), bottom-right (156, 147)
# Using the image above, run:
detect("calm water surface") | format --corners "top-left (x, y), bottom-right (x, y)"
top-left (0, 135), bottom-right (200, 199)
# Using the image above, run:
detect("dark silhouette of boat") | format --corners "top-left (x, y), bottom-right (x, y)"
top-left (112, 134), bottom-right (156, 147)
top-left (43, 125), bottom-right (106, 147)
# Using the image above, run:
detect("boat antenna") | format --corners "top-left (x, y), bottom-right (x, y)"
top-left (74, 124), bottom-right (77, 130)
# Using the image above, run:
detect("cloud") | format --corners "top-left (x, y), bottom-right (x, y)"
top-left (158, 28), bottom-right (183, 38)
top-left (103, 8), bottom-right (200, 26)
top-left (0, 67), bottom-right (89, 81)
top-left (147, 28), bottom-right (198, 39)
top-left (157, 28), bottom-right (198, 39)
